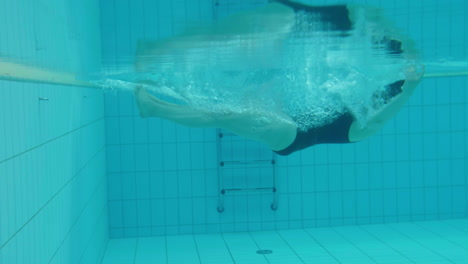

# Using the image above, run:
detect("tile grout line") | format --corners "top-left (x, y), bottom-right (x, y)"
top-left (131, 87), bottom-right (139, 240)
top-left (442, 219), bottom-right (468, 233)
top-left (247, 232), bottom-right (270, 264)
top-left (276, 230), bottom-right (306, 264)
top-left (413, 221), bottom-right (468, 251)
top-left (164, 235), bottom-right (168, 264)
top-left (133, 238), bottom-right (139, 264)
top-left (0, 117), bottom-right (104, 166)
top-left (105, 184), bottom-right (468, 201)
top-left (106, 213), bottom-right (468, 235)
top-left (78, 202), bottom-right (109, 264)
top-left (220, 233), bottom-right (237, 264)
top-left (303, 229), bottom-right (342, 264)
top-left (0, 145), bottom-right (106, 250)
top-left (191, 234), bottom-right (202, 264)
top-left (357, 225), bottom-right (417, 264)
top-left (386, 223), bottom-right (457, 264)
top-left (48, 169), bottom-right (108, 264)
top-left (330, 227), bottom-right (378, 263)
top-left (116, 89), bottom-right (125, 238)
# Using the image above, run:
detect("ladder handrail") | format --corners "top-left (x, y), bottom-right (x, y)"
top-left (216, 128), bottom-right (278, 213)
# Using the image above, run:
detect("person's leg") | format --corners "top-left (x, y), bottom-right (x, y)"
top-left (134, 86), bottom-right (215, 126)
top-left (348, 66), bottom-right (424, 142)
top-left (134, 86), bottom-right (297, 151)
top-left (135, 3), bottom-right (295, 72)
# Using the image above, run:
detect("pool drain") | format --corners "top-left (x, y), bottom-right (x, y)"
top-left (256, 249), bottom-right (273, 255)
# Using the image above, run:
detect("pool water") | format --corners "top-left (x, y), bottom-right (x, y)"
top-left (0, 0), bottom-right (467, 264)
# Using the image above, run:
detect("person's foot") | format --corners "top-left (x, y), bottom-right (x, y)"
top-left (405, 63), bottom-right (425, 81)
top-left (134, 85), bottom-right (152, 117)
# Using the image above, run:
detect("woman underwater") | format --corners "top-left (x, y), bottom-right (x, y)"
top-left (134, 0), bottom-right (424, 155)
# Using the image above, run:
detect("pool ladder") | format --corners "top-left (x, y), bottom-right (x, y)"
top-left (216, 129), bottom-right (278, 213)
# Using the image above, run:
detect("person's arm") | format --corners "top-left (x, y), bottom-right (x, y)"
top-left (348, 76), bottom-right (422, 142)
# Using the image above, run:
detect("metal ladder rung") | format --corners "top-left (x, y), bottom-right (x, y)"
top-left (217, 129), bottom-right (278, 213)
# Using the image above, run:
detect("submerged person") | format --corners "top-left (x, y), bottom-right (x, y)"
top-left (133, 0), bottom-right (424, 155)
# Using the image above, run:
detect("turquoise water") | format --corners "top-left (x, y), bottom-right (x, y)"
top-left (1, 0), bottom-right (467, 263)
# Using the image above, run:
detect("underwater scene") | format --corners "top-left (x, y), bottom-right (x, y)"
top-left (0, 0), bottom-right (467, 263)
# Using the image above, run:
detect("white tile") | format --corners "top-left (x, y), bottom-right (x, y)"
top-left (333, 225), bottom-right (411, 263)
top-left (389, 222), bottom-right (468, 261)
top-left (135, 237), bottom-right (166, 264)
top-left (304, 228), bottom-right (375, 263)
top-left (250, 231), bottom-right (304, 264)
top-left (222, 233), bottom-right (269, 264)
top-left (195, 234), bottom-right (234, 264)
top-left (100, 221), bottom-right (468, 264)
top-left (278, 229), bottom-right (339, 263)
top-left (166, 235), bottom-right (200, 264)
top-left (102, 238), bottom-right (137, 264)
top-left (361, 223), bottom-right (451, 264)
top-left (417, 221), bottom-right (468, 249)
top-left (443, 219), bottom-right (468, 233)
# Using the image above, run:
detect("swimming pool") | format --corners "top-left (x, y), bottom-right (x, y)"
top-left (1, 0), bottom-right (467, 263)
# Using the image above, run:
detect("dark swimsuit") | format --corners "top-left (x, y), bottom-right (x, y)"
top-left (271, 0), bottom-right (406, 156)
top-left (274, 112), bottom-right (354, 156)
top-left (274, 80), bottom-right (406, 156)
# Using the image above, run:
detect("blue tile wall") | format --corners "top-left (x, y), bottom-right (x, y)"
top-left (0, 0), bottom-right (108, 263)
top-left (0, 83), bottom-right (109, 264)
top-left (100, 0), bottom-right (468, 238)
